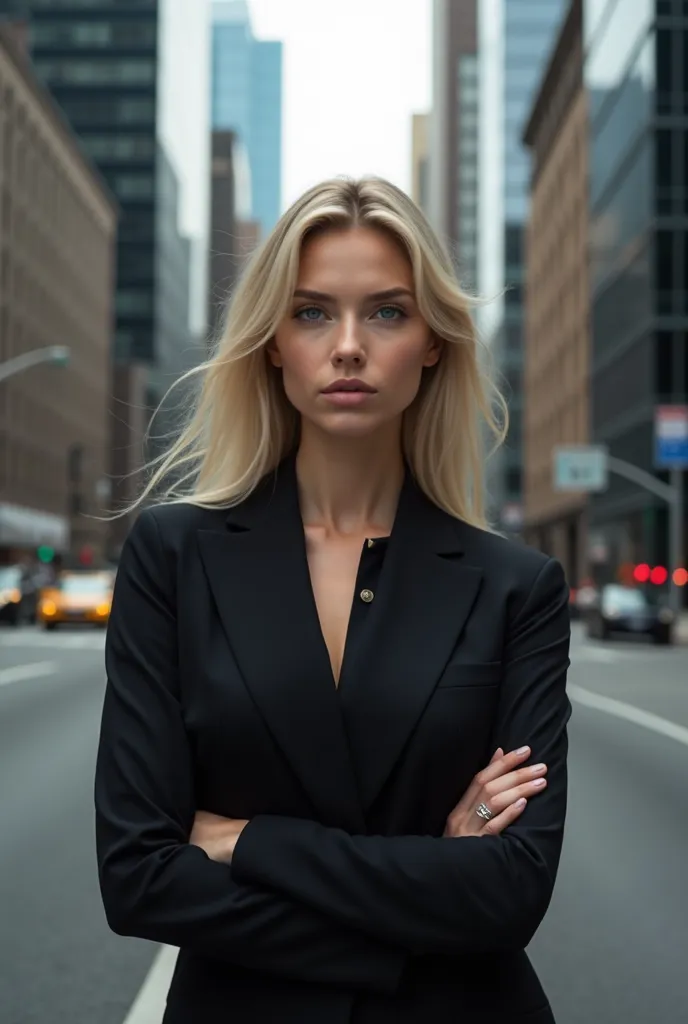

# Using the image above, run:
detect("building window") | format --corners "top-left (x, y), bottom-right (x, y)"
top-left (458, 54), bottom-right (478, 82)
top-left (655, 332), bottom-right (674, 396)
top-left (655, 130), bottom-right (673, 214)
top-left (58, 96), bottom-right (155, 127)
top-left (29, 0), bottom-right (155, 6)
top-left (80, 135), bottom-right (155, 162)
top-left (505, 283), bottom-right (524, 306)
top-left (655, 230), bottom-right (675, 313)
top-left (31, 20), bottom-right (156, 48)
top-left (656, 29), bottom-right (673, 113)
top-left (116, 290), bottom-right (152, 316)
top-left (505, 225), bottom-right (522, 266)
top-left (117, 99), bottom-right (155, 125)
top-left (34, 59), bottom-right (155, 86)
top-left (119, 211), bottom-right (154, 243)
top-left (113, 174), bottom-right (154, 200)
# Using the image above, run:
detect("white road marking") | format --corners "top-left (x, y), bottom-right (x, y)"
top-left (0, 629), bottom-right (105, 650)
top-left (0, 661), bottom-right (57, 687)
top-left (572, 646), bottom-right (619, 664)
top-left (122, 945), bottom-right (178, 1024)
top-left (568, 684), bottom-right (688, 748)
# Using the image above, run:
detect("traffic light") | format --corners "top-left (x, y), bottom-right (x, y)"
top-left (37, 545), bottom-right (55, 563)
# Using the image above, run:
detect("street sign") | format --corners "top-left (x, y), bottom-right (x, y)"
top-left (655, 405), bottom-right (688, 469)
top-left (553, 445), bottom-right (608, 492)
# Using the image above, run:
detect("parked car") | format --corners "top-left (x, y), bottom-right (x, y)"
top-left (37, 570), bottom-right (114, 630)
top-left (568, 581), bottom-right (598, 620)
top-left (0, 564), bottom-right (39, 626)
top-left (585, 583), bottom-right (673, 645)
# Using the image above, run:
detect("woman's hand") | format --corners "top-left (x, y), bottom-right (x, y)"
top-left (189, 811), bottom-right (249, 863)
top-left (444, 746), bottom-right (548, 839)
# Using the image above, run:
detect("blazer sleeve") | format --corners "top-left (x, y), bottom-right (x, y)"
top-left (94, 508), bottom-right (406, 994)
top-left (231, 556), bottom-right (572, 956)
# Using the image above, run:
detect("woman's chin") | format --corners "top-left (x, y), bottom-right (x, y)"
top-left (304, 411), bottom-right (394, 441)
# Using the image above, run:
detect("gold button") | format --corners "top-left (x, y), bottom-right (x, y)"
top-left (367, 538), bottom-right (375, 548)
top-left (360, 589), bottom-right (374, 603)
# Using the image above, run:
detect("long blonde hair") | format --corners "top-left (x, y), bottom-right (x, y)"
top-left (131, 176), bottom-right (507, 529)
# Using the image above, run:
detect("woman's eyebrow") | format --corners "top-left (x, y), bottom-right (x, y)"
top-left (292, 287), bottom-right (414, 302)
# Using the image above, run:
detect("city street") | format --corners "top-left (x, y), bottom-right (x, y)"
top-left (1, 623), bottom-right (687, 1024)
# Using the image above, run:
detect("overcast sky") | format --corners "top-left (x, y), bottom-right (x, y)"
top-left (249, 0), bottom-right (433, 210)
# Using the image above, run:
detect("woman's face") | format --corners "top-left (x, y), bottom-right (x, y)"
top-left (269, 226), bottom-right (441, 439)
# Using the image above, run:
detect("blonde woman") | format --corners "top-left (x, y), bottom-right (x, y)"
top-left (95, 177), bottom-right (571, 1024)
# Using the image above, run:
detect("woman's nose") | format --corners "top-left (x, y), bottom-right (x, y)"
top-left (331, 317), bottom-right (366, 365)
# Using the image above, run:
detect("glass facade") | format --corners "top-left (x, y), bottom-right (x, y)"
top-left (211, 2), bottom-right (282, 236)
top-left (478, 0), bottom-right (567, 526)
top-left (458, 53), bottom-right (479, 287)
top-left (0, 0), bottom-right (210, 376)
top-left (585, 0), bottom-right (688, 570)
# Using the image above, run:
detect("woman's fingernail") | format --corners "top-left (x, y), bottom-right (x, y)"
top-left (532, 778), bottom-right (547, 787)
top-left (515, 746), bottom-right (530, 755)
top-left (515, 798), bottom-right (527, 809)
top-left (530, 763), bottom-right (546, 773)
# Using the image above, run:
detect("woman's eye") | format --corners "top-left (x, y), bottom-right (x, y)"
top-left (375, 305), bottom-right (406, 321)
top-left (295, 306), bottom-right (325, 323)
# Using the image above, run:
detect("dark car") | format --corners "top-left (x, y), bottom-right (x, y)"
top-left (0, 565), bottom-right (38, 626)
top-left (585, 583), bottom-right (674, 645)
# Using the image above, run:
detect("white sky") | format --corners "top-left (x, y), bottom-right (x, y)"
top-left (249, 0), bottom-right (433, 211)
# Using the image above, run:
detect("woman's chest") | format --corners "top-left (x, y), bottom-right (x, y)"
top-left (177, 577), bottom-right (504, 828)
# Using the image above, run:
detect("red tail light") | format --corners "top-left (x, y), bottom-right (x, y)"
top-left (650, 566), bottom-right (668, 586)
top-left (673, 568), bottom-right (688, 587)
top-left (633, 563), bottom-right (651, 583)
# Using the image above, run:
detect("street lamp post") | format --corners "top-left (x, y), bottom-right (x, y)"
top-left (0, 345), bottom-right (70, 384)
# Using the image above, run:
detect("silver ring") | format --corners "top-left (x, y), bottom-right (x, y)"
top-left (476, 802), bottom-right (494, 822)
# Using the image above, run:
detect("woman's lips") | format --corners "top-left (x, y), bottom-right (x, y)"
top-left (321, 390), bottom-right (376, 407)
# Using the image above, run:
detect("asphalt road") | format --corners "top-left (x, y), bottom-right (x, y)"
top-left (0, 623), bottom-right (687, 1024)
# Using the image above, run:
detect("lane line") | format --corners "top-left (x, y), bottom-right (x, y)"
top-left (122, 945), bottom-right (177, 1024)
top-left (0, 661), bottom-right (57, 687)
top-left (572, 646), bottom-right (619, 664)
top-left (0, 631), bottom-right (105, 650)
top-left (568, 683), bottom-right (688, 748)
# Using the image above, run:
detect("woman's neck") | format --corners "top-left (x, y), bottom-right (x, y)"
top-left (295, 428), bottom-right (405, 537)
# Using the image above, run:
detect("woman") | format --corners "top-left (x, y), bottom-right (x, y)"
top-left (95, 177), bottom-right (571, 1024)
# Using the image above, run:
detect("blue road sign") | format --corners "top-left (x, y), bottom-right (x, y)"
top-left (655, 406), bottom-right (688, 469)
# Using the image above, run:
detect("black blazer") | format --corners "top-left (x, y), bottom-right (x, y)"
top-left (95, 458), bottom-right (572, 1024)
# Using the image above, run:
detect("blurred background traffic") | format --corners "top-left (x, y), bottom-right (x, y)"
top-left (1, 2), bottom-right (687, 1023)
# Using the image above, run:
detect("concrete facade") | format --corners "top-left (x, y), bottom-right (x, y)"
top-left (522, 0), bottom-right (587, 586)
top-left (0, 25), bottom-right (116, 563)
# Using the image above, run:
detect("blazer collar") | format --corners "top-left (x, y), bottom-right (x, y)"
top-left (198, 454), bottom-right (483, 829)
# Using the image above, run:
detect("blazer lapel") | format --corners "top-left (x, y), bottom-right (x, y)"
top-left (197, 457), bottom-right (365, 833)
top-left (338, 476), bottom-right (483, 813)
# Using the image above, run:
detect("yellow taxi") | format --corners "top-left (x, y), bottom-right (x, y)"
top-left (38, 570), bottom-right (114, 630)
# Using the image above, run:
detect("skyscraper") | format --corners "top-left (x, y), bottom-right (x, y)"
top-left (0, 0), bottom-right (212, 549)
top-left (429, 0), bottom-right (479, 288)
top-left (211, 0), bottom-right (282, 238)
top-left (477, 0), bottom-right (567, 532)
top-left (581, 0), bottom-right (688, 580)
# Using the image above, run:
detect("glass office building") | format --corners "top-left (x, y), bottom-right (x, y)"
top-left (211, 0), bottom-right (282, 237)
top-left (478, 0), bottom-right (567, 529)
top-left (0, 0), bottom-right (211, 382)
top-left (584, 0), bottom-right (688, 571)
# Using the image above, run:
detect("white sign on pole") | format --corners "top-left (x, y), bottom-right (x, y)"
top-left (553, 445), bottom-right (609, 493)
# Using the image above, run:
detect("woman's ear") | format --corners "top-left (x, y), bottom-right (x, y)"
top-left (266, 337), bottom-right (282, 367)
top-left (423, 332), bottom-right (443, 368)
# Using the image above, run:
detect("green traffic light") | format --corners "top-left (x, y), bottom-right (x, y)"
top-left (37, 545), bottom-right (55, 563)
